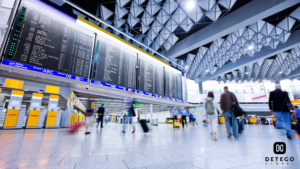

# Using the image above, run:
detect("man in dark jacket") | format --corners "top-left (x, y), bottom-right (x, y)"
top-left (97, 104), bottom-right (105, 128)
top-left (220, 86), bottom-right (239, 139)
top-left (269, 84), bottom-right (292, 139)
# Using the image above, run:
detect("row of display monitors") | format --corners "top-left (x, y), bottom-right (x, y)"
top-left (1, 0), bottom-right (183, 100)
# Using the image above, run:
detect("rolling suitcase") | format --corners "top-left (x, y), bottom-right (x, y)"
top-left (68, 122), bottom-right (83, 132)
top-left (173, 119), bottom-right (180, 128)
top-left (139, 120), bottom-right (149, 133)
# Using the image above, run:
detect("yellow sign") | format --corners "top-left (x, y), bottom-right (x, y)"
top-left (12, 90), bottom-right (24, 96)
top-left (50, 95), bottom-right (59, 100)
top-left (33, 93), bottom-right (43, 98)
top-left (91, 102), bottom-right (95, 108)
top-left (45, 85), bottom-right (60, 94)
top-left (291, 100), bottom-right (300, 104)
top-left (4, 79), bottom-right (24, 89)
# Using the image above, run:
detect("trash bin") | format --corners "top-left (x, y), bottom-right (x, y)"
top-left (152, 118), bottom-right (158, 126)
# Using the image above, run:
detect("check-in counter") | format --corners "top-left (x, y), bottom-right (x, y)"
top-left (3, 90), bottom-right (26, 129)
top-left (60, 110), bottom-right (72, 127)
top-left (26, 93), bottom-right (44, 128)
top-left (44, 95), bottom-right (61, 128)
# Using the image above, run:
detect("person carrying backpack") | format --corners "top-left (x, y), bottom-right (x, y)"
top-left (204, 92), bottom-right (221, 140)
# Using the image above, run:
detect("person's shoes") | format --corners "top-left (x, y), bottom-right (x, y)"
top-left (85, 132), bottom-right (90, 134)
top-left (101, 127), bottom-right (103, 128)
top-left (287, 136), bottom-right (292, 140)
top-left (227, 134), bottom-right (232, 138)
top-left (122, 131), bottom-right (125, 133)
top-left (214, 138), bottom-right (218, 141)
top-left (234, 137), bottom-right (239, 140)
top-left (132, 130), bottom-right (135, 133)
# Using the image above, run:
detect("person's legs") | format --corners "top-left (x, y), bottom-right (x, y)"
top-left (182, 116), bottom-right (186, 128)
top-left (224, 111), bottom-right (232, 136)
top-left (130, 116), bottom-right (135, 133)
top-left (275, 112), bottom-right (284, 129)
top-left (85, 117), bottom-right (90, 134)
top-left (100, 116), bottom-right (103, 128)
top-left (122, 117), bottom-right (127, 133)
top-left (281, 112), bottom-right (292, 137)
top-left (96, 120), bottom-right (99, 127)
top-left (231, 111), bottom-right (239, 138)
top-left (212, 114), bottom-right (218, 139)
top-left (207, 115), bottom-right (213, 137)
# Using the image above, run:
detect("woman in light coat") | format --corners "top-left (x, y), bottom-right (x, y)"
top-left (204, 92), bottom-right (221, 140)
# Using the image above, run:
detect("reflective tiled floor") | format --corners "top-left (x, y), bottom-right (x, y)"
top-left (0, 122), bottom-right (299, 169)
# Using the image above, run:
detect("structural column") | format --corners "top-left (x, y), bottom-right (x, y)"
top-left (198, 82), bottom-right (203, 94)
top-left (150, 104), bottom-right (153, 124)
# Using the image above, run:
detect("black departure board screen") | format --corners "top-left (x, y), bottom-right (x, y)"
top-left (165, 69), bottom-right (183, 100)
top-left (137, 57), bottom-right (164, 96)
top-left (91, 35), bottom-right (136, 89)
top-left (3, 0), bottom-right (94, 79)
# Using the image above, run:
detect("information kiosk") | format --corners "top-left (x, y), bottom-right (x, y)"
top-left (26, 93), bottom-right (44, 128)
top-left (3, 90), bottom-right (26, 129)
top-left (44, 95), bottom-right (61, 128)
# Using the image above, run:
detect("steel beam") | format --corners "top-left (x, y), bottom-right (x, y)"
top-left (164, 0), bottom-right (300, 59)
top-left (195, 30), bottom-right (300, 82)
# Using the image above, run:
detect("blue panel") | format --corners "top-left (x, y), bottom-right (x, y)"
top-left (136, 90), bottom-right (183, 102)
top-left (2, 59), bottom-right (88, 82)
top-left (137, 90), bottom-right (168, 99)
top-left (90, 79), bottom-right (135, 92)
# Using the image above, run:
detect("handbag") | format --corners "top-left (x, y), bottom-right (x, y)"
top-left (230, 92), bottom-right (244, 117)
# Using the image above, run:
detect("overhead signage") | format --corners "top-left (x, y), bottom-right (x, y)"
top-left (2, 59), bottom-right (88, 82)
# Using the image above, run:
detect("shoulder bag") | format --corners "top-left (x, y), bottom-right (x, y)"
top-left (230, 92), bottom-right (244, 117)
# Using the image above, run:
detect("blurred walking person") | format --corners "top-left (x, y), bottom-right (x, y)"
top-left (220, 86), bottom-right (239, 139)
top-left (105, 114), bottom-right (108, 124)
top-left (122, 93), bottom-right (136, 134)
top-left (189, 113), bottom-right (194, 125)
top-left (97, 104), bottom-right (105, 128)
top-left (171, 107), bottom-right (179, 124)
top-left (269, 84), bottom-right (293, 139)
top-left (85, 109), bottom-right (94, 134)
top-left (204, 92), bottom-right (221, 140)
top-left (180, 107), bottom-right (188, 128)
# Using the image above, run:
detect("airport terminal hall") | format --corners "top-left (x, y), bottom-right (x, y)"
top-left (1, 0), bottom-right (300, 168)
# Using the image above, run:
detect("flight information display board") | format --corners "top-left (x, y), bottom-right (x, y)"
top-left (2, 0), bottom-right (94, 80)
top-left (137, 57), bottom-right (164, 96)
top-left (165, 68), bottom-right (183, 100)
top-left (91, 35), bottom-right (136, 89)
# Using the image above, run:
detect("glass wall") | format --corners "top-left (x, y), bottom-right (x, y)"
top-left (187, 79), bottom-right (199, 94)
top-left (0, 0), bottom-right (16, 48)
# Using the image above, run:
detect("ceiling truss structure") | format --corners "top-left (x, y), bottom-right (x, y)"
top-left (73, 0), bottom-right (238, 56)
top-left (215, 45), bottom-right (300, 83)
top-left (183, 6), bottom-right (300, 82)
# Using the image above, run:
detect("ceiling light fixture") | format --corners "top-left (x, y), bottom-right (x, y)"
top-left (248, 45), bottom-right (254, 50)
top-left (186, 1), bottom-right (195, 10)
top-left (185, 66), bottom-right (188, 68)
top-left (206, 70), bottom-right (209, 72)
top-left (279, 71), bottom-right (282, 73)
top-left (245, 72), bottom-right (248, 74)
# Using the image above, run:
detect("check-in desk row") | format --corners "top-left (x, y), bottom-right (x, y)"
top-left (0, 104), bottom-right (62, 129)
top-left (0, 90), bottom-right (62, 129)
